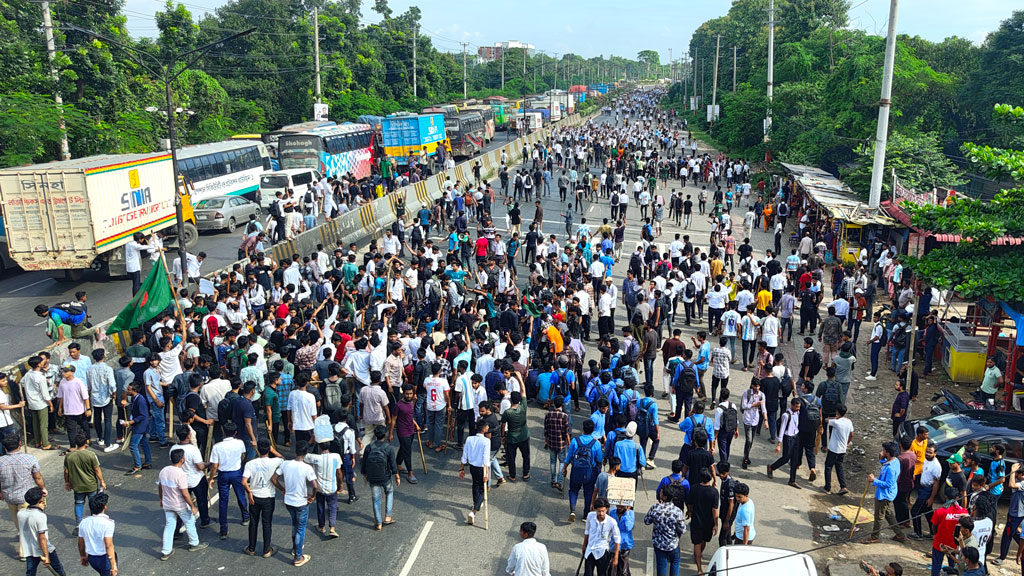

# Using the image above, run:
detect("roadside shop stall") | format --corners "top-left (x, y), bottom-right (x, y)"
top-left (781, 163), bottom-right (898, 266)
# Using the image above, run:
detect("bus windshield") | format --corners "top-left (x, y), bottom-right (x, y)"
top-left (278, 136), bottom-right (321, 169)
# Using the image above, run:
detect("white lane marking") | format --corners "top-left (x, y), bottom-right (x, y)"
top-left (34, 320), bottom-right (46, 326)
top-left (646, 546), bottom-right (655, 576)
top-left (398, 520), bottom-right (433, 576)
top-left (8, 277), bottom-right (54, 294)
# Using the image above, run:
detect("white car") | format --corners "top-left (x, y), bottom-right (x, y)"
top-left (705, 545), bottom-right (817, 576)
top-left (258, 168), bottom-right (322, 207)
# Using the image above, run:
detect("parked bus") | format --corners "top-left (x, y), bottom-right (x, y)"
top-left (230, 134), bottom-right (279, 169)
top-left (277, 123), bottom-right (375, 180)
top-left (446, 112), bottom-right (485, 159)
top-left (177, 140), bottom-right (272, 204)
top-left (463, 106), bottom-right (495, 142)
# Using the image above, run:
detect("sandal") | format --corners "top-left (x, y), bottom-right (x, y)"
top-left (860, 538), bottom-right (880, 544)
top-left (40, 445), bottom-right (57, 451)
top-left (374, 524), bottom-right (382, 531)
top-left (383, 517), bottom-right (395, 526)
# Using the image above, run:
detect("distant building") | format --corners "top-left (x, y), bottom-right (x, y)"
top-left (477, 40), bottom-right (536, 62)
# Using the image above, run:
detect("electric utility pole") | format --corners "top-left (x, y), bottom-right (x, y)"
top-left (412, 25), bottom-right (417, 98)
top-left (868, 0), bottom-right (900, 209)
top-left (39, 0), bottom-right (70, 159)
top-left (669, 48), bottom-right (673, 82)
top-left (313, 6), bottom-right (321, 104)
top-left (692, 49), bottom-right (698, 115)
top-left (461, 42), bottom-right (468, 99)
top-left (501, 47), bottom-right (505, 90)
top-left (733, 46), bottom-right (737, 92)
top-left (711, 34), bottom-right (721, 124)
top-left (766, 0), bottom-right (775, 143)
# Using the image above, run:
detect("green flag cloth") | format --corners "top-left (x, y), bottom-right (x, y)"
top-left (109, 257), bottom-right (174, 332)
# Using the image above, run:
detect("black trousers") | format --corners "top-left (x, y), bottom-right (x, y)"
top-left (824, 450), bottom-right (846, 492)
top-left (506, 439), bottom-right (531, 479)
top-left (470, 465), bottom-right (485, 511)
top-left (584, 550), bottom-right (612, 576)
top-left (456, 409), bottom-right (475, 445)
top-left (397, 435), bottom-right (414, 473)
top-left (770, 435), bottom-right (800, 482)
top-left (248, 496), bottom-right (275, 554)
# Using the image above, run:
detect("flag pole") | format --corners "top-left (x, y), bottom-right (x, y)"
top-left (159, 251), bottom-right (189, 333)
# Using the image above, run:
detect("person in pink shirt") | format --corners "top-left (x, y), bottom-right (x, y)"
top-left (56, 365), bottom-right (91, 448)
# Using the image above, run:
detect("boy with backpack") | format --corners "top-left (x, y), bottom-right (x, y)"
top-left (816, 366), bottom-right (843, 452)
top-left (668, 349), bottom-right (699, 423)
top-left (635, 386), bottom-right (660, 471)
top-left (677, 401), bottom-right (716, 463)
top-left (562, 419), bottom-right (604, 523)
top-left (714, 389), bottom-right (740, 464)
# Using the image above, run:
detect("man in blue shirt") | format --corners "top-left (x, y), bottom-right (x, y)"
top-left (657, 459), bottom-right (690, 504)
top-left (586, 372), bottom-right (619, 415)
top-left (614, 422), bottom-right (647, 482)
top-left (609, 503), bottom-right (635, 572)
top-left (678, 400), bottom-right (715, 461)
top-left (589, 399), bottom-right (611, 443)
top-left (562, 419), bottom-right (604, 522)
top-left (865, 441), bottom-right (907, 543)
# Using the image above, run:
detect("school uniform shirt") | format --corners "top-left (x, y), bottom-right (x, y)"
top-left (243, 457), bottom-right (282, 499)
top-left (170, 443), bottom-right (205, 488)
top-left (609, 508), bottom-right (635, 551)
top-left (78, 513), bottom-right (115, 557)
top-left (288, 389), bottom-right (317, 431)
top-left (210, 437), bottom-right (246, 473)
top-left (305, 452), bottom-right (342, 493)
top-left (583, 511), bottom-right (621, 560)
top-left (505, 537), bottom-right (550, 576)
top-left (733, 500), bottom-right (756, 542)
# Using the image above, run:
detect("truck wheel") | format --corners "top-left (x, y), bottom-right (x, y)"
top-left (89, 258), bottom-right (108, 275)
top-left (182, 222), bottom-right (199, 250)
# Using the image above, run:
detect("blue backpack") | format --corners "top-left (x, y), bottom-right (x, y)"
top-left (571, 437), bottom-right (597, 482)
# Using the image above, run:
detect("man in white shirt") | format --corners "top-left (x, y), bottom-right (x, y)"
top-left (271, 442), bottom-right (317, 567)
top-left (506, 521), bottom-right (551, 576)
top-left (581, 497), bottom-right (621, 575)
top-left (199, 367), bottom-right (230, 441)
top-left (823, 404), bottom-right (854, 495)
top-left (208, 422), bottom-right (249, 538)
top-left (287, 377), bottom-right (318, 446)
top-left (459, 420), bottom-right (491, 525)
top-left (76, 492), bottom-right (118, 576)
top-left (242, 438), bottom-right (282, 557)
top-left (124, 233), bottom-right (155, 295)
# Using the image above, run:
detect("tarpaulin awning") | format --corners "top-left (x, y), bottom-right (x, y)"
top-left (781, 163), bottom-right (897, 226)
top-left (882, 201), bottom-right (1024, 245)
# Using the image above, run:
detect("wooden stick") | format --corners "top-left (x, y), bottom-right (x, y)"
top-left (483, 474), bottom-right (489, 531)
top-left (168, 397), bottom-right (175, 442)
top-left (204, 423), bottom-right (214, 462)
top-left (16, 378), bottom-right (28, 453)
top-left (120, 423), bottom-right (134, 453)
top-left (415, 426), bottom-right (428, 474)
top-left (849, 480), bottom-right (872, 539)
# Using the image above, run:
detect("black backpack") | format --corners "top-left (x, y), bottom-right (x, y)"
top-left (364, 443), bottom-right (390, 483)
top-left (685, 281), bottom-right (696, 299)
top-left (674, 361), bottom-right (697, 397)
top-left (805, 349), bottom-right (823, 379)
top-left (720, 402), bottom-right (738, 435)
top-left (180, 391), bottom-right (199, 420)
top-left (570, 437), bottom-right (596, 482)
top-left (217, 392), bottom-right (238, 422)
top-left (822, 379), bottom-right (842, 406)
top-left (53, 301), bottom-right (86, 317)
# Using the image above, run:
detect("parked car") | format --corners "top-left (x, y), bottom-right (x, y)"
top-left (194, 195), bottom-right (261, 233)
top-left (706, 545), bottom-right (817, 576)
top-left (898, 409), bottom-right (1024, 491)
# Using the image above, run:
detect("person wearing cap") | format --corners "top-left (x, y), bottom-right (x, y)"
top-left (613, 421), bottom-right (646, 485)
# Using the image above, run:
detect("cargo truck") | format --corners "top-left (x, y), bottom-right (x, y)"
top-left (0, 152), bottom-right (197, 280)
top-left (380, 113), bottom-right (449, 166)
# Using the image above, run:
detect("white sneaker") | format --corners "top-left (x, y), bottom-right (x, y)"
top-left (865, 375), bottom-right (877, 381)
top-left (467, 512), bottom-right (475, 525)
top-left (104, 444), bottom-right (119, 453)
top-left (645, 461), bottom-right (656, 470)
top-left (97, 440), bottom-right (105, 447)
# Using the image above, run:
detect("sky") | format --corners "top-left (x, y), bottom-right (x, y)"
top-left (121, 0), bottom-right (1024, 60)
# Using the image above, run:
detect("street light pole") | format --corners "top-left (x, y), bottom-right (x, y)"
top-left (63, 24), bottom-right (255, 272)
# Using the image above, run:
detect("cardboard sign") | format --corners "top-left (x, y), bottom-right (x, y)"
top-left (607, 476), bottom-right (636, 507)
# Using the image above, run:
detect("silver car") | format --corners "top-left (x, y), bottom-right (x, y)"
top-left (194, 195), bottom-right (261, 233)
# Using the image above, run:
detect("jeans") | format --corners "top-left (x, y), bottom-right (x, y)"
top-left (162, 508), bottom-right (199, 555)
top-left (149, 402), bottom-right (166, 444)
top-left (655, 546), bottom-right (680, 576)
top-left (248, 496), bottom-right (275, 554)
top-left (870, 498), bottom-right (905, 540)
top-left (86, 553), bottom-right (112, 576)
top-left (315, 492), bottom-right (338, 528)
top-left (741, 339), bottom-right (757, 368)
top-left (765, 408), bottom-right (779, 441)
top-left (780, 317), bottom-right (793, 341)
top-left (128, 432), bottom-right (150, 468)
top-left (725, 336), bottom-right (737, 359)
top-left (568, 471), bottom-right (598, 514)
top-left (488, 449), bottom-right (504, 487)
top-left (370, 481), bottom-right (394, 525)
top-left (912, 485), bottom-right (935, 537)
top-left (644, 357), bottom-right (656, 389)
top-left (286, 503), bottom-right (309, 560)
top-left (92, 403), bottom-right (113, 446)
top-left (217, 469), bottom-right (249, 534)
top-left (27, 550), bottom-right (66, 576)
top-left (549, 447), bottom-right (567, 484)
top-left (824, 450), bottom-right (846, 491)
top-left (890, 345), bottom-right (906, 372)
top-left (743, 423), bottom-right (757, 463)
top-left (506, 439), bottom-right (531, 478)
top-left (73, 490), bottom-right (98, 525)
top-left (427, 409), bottom-right (446, 446)
top-left (414, 393), bottom-right (426, 429)
top-left (931, 547), bottom-right (955, 576)
top-left (870, 341), bottom-right (883, 376)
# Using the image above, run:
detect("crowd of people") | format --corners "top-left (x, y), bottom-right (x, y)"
top-left (5, 89), bottom-right (1008, 576)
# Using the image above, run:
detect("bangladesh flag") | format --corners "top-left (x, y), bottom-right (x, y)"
top-left (109, 257), bottom-right (174, 332)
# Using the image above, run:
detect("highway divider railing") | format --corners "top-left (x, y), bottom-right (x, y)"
top-left (0, 111), bottom-right (599, 387)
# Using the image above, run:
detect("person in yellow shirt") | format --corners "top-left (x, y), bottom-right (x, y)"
top-left (724, 274), bottom-right (740, 301)
top-left (710, 256), bottom-right (724, 282)
top-left (755, 288), bottom-right (773, 312)
top-left (909, 426), bottom-right (929, 476)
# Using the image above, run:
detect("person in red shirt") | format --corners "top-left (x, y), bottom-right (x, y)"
top-left (930, 485), bottom-right (968, 576)
top-left (798, 270), bottom-right (814, 292)
top-left (475, 236), bottom-right (490, 265)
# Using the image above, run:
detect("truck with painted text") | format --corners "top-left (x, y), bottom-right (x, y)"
top-left (0, 153), bottom-right (197, 280)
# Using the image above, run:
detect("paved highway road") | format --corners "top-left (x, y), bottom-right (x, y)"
top-left (0, 130), bottom-right (526, 366)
